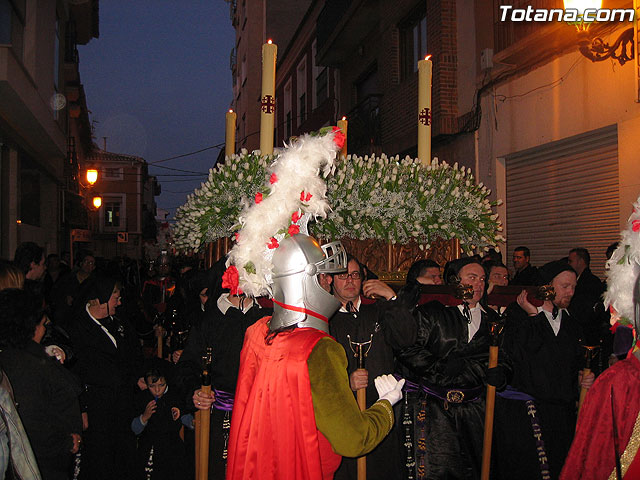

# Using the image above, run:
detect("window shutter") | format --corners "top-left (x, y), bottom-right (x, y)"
top-left (505, 124), bottom-right (619, 279)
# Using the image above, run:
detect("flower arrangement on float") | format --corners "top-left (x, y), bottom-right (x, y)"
top-left (173, 132), bottom-right (503, 256)
top-left (173, 150), bottom-right (271, 250)
top-left (316, 154), bottom-right (503, 253)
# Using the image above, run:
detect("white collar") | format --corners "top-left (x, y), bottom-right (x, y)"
top-left (85, 303), bottom-right (117, 347)
top-left (217, 293), bottom-right (256, 315)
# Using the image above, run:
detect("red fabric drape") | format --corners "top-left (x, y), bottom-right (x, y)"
top-left (226, 317), bottom-right (341, 480)
top-left (560, 354), bottom-right (640, 479)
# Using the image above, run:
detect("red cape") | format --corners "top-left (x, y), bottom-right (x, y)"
top-left (560, 353), bottom-right (640, 479)
top-left (226, 317), bottom-right (341, 480)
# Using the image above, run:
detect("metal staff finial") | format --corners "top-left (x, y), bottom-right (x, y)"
top-left (347, 334), bottom-right (373, 369)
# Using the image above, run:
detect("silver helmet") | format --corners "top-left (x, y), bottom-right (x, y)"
top-left (270, 235), bottom-right (347, 333)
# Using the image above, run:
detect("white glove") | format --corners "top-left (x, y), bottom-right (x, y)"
top-left (374, 374), bottom-right (405, 407)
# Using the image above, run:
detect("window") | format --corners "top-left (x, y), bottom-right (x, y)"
top-left (0, 0), bottom-right (26, 60)
top-left (316, 68), bottom-right (328, 107)
top-left (284, 79), bottom-right (292, 139)
top-left (493, 0), bottom-right (561, 53)
top-left (400, 10), bottom-right (427, 80)
top-left (313, 35), bottom-right (329, 108)
top-left (54, 17), bottom-right (60, 91)
top-left (53, 16), bottom-right (60, 120)
top-left (241, 55), bottom-right (247, 86)
top-left (296, 56), bottom-right (307, 126)
top-left (19, 154), bottom-right (40, 227)
top-left (102, 167), bottom-right (123, 180)
top-left (104, 202), bottom-right (121, 228)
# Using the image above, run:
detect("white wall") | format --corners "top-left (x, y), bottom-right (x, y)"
top-left (478, 38), bottom-right (640, 230)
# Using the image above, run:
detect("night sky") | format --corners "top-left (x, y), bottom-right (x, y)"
top-left (79, 1), bottom-right (235, 221)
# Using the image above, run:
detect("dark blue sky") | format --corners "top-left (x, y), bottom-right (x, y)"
top-left (79, 1), bottom-right (235, 220)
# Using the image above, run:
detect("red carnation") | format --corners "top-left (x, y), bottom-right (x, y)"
top-left (270, 173), bottom-right (278, 184)
top-left (267, 237), bottom-right (279, 249)
top-left (633, 219), bottom-right (640, 232)
top-left (288, 224), bottom-right (300, 236)
top-left (234, 232), bottom-right (240, 242)
top-left (291, 211), bottom-right (301, 223)
top-left (221, 265), bottom-right (243, 296)
top-left (332, 126), bottom-right (346, 149)
top-left (255, 192), bottom-right (263, 204)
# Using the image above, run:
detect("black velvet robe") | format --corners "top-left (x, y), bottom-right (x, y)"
top-left (329, 298), bottom-right (417, 480)
top-left (67, 309), bottom-right (143, 480)
top-left (175, 301), bottom-right (269, 479)
top-left (493, 306), bottom-right (584, 480)
top-left (396, 300), bottom-right (510, 480)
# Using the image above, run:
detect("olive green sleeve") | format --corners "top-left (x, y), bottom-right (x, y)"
top-left (307, 336), bottom-right (394, 457)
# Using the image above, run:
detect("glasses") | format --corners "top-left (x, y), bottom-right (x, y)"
top-left (335, 272), bottom-right (361, 280)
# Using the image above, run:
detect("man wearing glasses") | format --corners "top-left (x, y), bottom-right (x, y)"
top-left (325, 255), bottom-right (416, 480)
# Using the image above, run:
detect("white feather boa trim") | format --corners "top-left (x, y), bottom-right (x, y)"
top-left (226, 132), bottom-right (339, 297)
top-left (604, 194), bottom-right (640, 324)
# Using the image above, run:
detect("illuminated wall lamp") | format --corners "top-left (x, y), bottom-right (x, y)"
top-left (92, 196), bottom-right (102, 209)
top-left (564, 0), bottom-right (634, 65)
top-left (86, 169), bottom-right (98, 186)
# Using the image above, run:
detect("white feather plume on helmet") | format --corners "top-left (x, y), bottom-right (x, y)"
top-left (604, 194), bottom-right (640, 330)
top-left (224, 129), bottom-right (344, 297)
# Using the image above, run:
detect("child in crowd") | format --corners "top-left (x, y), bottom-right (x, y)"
top-left (132, 367), bottom-right (186, 480)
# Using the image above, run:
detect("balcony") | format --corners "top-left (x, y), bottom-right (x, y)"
top-left (345, 94), bottom-right (383, 156)
top-left (316, 0), bottom-right (379, 67)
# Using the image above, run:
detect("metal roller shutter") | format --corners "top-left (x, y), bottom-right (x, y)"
top-left (505, 124), bottom-right (619, 279)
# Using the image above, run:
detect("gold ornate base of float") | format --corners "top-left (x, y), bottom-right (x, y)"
top-left (339, 237), bottom-right (460, 286)
top-left (206, 237), bottom-right (460, 286)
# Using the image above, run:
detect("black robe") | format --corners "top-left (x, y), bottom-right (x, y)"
top-left (568, 268), bottom-right (607, 350)
top-left (329, 298), bottom-right (417, 480)
top-left (493, 306), bottom-right (584, 480)
top-left (67, 308), bottom-right (143, 480)
top-left (396, 300), bottom-right (510, 480)
top-left (175, 301), bottom-right (269, 479)
top-left (133, 388), bottom-right (186, 480)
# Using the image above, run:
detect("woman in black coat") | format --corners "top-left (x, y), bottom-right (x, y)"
top-left (0, 288), bottom-right (82, 480)
top-left (67, 275), bottom-right (143, 480)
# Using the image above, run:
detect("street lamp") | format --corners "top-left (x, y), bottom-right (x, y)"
top-left (92, 196), bottom-right (102, 209)
top-left (564, 0), bottom-right (634, 65)
top-left (86, 169), bottom-right (98, 186)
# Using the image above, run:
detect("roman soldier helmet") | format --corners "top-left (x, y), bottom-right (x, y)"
top-left (222, 130), bottom-right (347, 333)
top-left (270, 236), bottom-right (346, 333)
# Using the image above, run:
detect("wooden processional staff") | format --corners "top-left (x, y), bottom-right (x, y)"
top-left (195, 347), bottom-right (213, 480)
top-left (348, 334), bottom-right (373, 480)
top-left (578, 345), bottom-right (599, 415)
top-left (480, 319), bottom-right (504, 480)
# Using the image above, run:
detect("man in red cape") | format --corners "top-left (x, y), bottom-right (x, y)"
top-left (560, 349), bottom-right (640, 479)
top-left (560, 200), bottom-right (640, 480)
top-left (222, 235), bottom-right (405, 480)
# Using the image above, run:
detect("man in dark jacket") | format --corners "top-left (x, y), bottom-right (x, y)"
top-left (567, 247), bottom-right (606, 347)
top-left (511, 246), bottom-right (540, 286)
top-left (328, 255), bottom-right (416, 480)
top-left (397, 257), bottom-right (510, 480)
top-left (493, 260), bottom-right (594, 480)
